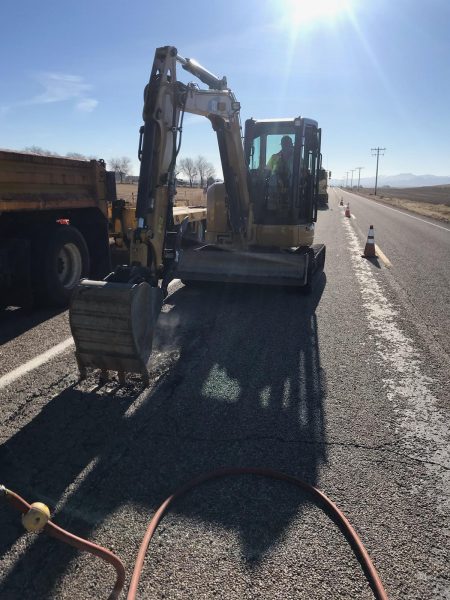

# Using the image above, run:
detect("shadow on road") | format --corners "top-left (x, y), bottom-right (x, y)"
top-left (0, 275), bottom-right (328, 597)
top-left (363, 255), bottom-right (382, 269)
top-left (0, 306), bottom-right (65, 345)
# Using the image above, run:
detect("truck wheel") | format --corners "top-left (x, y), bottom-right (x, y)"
top-left (33, 225), bottom-right (90, 307)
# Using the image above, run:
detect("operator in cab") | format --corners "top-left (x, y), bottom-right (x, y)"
top-left (267, 135), bottom-right (294, 177)
top-left (266, 135), bottom-right (294, 209)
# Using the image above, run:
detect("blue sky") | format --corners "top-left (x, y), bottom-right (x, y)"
top-left (1, 0), bottom-right (449, 182)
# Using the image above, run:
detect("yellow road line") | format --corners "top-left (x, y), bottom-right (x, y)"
top-left (375, 244), bottom-right (392, 268)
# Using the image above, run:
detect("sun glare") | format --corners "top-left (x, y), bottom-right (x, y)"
top-left (281, 0), bottom-right (351, 26)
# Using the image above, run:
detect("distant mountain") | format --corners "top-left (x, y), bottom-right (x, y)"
top-left (333, 173), bottom-right (450, 188)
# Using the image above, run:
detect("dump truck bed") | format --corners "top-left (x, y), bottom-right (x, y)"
top-left (0, 150), bottom-right (111, 216)
top-left (173, 205), bottom-right (207, 224)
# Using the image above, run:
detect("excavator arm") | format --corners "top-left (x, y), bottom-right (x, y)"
top-left (125, 46), bottom-right (249, 281)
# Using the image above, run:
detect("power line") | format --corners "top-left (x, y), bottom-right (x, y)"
top-left (355, 166), bottom-right (364, 190)
top-left (371, 147), bottom-right (385, 195)
top-left (350, 169), bottom-right (355, 189)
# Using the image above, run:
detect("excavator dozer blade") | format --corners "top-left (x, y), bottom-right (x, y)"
top-left (69, 280), bottom-right (163, 384)
top-left (177, 245), bottom-right (325, 287)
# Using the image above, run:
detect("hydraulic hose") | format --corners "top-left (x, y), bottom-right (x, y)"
top-left (2, 468), bottom-right (388, 600)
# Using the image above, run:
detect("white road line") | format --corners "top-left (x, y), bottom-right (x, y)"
top-left (0, 337), bottom-right (74, 390)
top-left (342, 217), bottom-right (449, 499)
top-left (346, 192), bottom-right (450, 232)
top-left (0, 278), bottom-right (182, 391)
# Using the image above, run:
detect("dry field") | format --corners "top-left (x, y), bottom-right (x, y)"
top-left (116, 183), bottom-right (206, 207)
top-left (117, 182), bottom-right (450, 221)
top-left (353, 185), bottom-right (450, 222)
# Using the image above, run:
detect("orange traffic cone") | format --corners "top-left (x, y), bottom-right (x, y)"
top-left (363, 225), bottom-right (377, 258)
top-left (345, 203), bottom-right (351, 217)
top-left (339, 197), bottom-right (344, 206)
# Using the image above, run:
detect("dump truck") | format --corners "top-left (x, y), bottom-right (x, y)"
top-left (69, 45), bottom-right (326, 384)
top-left (0, 151), bottom-right (113, 308)
top-left (0, 150), bottom-right (207, 308)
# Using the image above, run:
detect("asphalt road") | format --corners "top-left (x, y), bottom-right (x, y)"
top-left (336, 187), bottom-right (450, 356)
top-left (0, 191), bottom-right (449, 599)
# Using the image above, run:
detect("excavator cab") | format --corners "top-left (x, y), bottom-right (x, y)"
top-left (245, 118), bottom-right (321, 227)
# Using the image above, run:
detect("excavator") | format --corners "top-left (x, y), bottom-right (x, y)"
top-left (69, 45), bottom-right (326, 384)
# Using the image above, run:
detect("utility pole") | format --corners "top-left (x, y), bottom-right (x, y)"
top-left (355, 166), bottom-right (364, 190)
top-left (345, 171), bottom-right (349, 188)
top-left (371, 147), bottom-right (385, 195)
top-left (350, 169), bottom-right (355, 190)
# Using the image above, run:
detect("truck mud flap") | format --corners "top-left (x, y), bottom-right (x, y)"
top-left (69, 279), bottom-right (163, 383)
top-left (177, 245), bottom-right (310, 287)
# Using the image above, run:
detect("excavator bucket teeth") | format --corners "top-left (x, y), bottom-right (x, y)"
top-left (69, 280), bottom-right (163, 382)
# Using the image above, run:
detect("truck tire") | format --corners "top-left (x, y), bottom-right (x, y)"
top-left (33, 225), bottom-right (90, 307)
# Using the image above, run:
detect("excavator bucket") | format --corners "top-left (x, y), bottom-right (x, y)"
top-left (69, 280), bottom-right (163, 385)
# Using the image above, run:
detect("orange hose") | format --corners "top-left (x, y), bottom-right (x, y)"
top-left (2, 469), bottom-right (388, 600)
top-left (2, 487), bottom-right (125, 600)
top-left (127, 467), bottom-right (388, 600)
